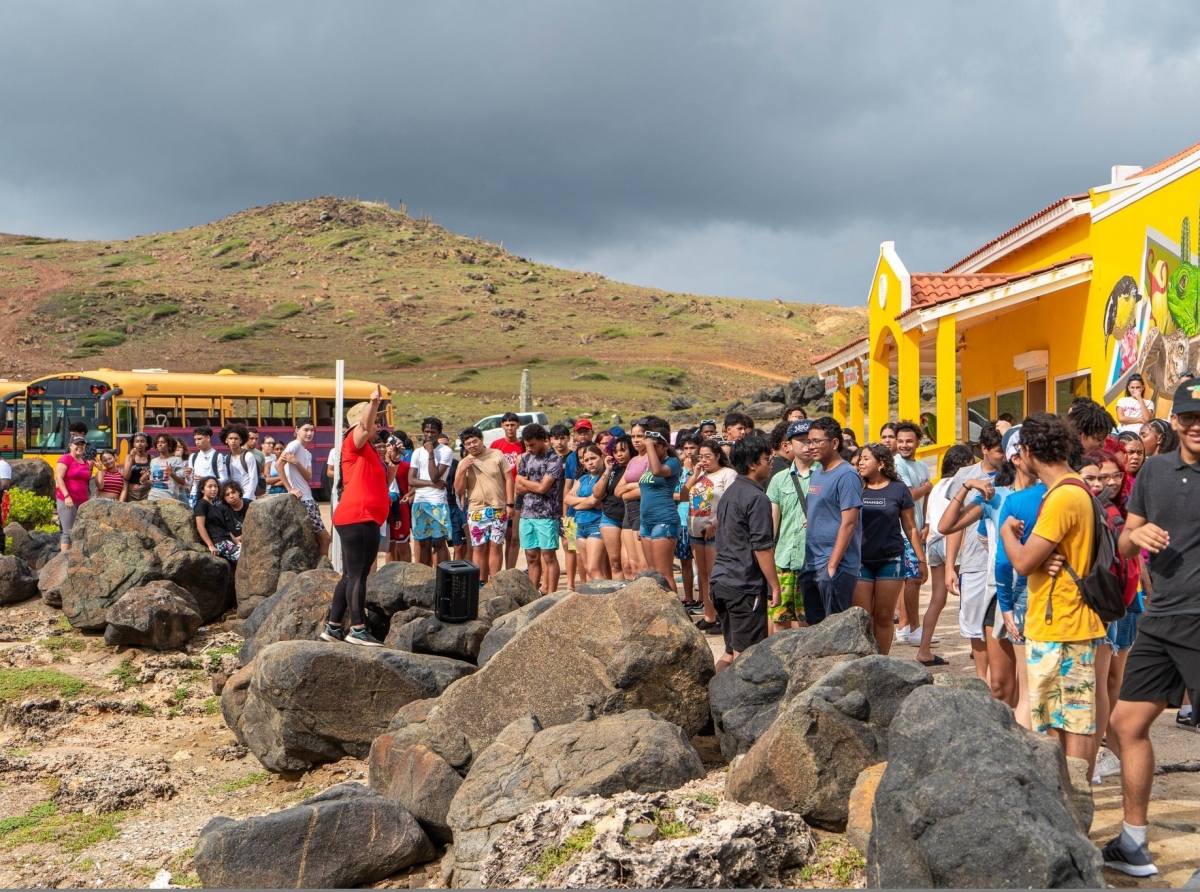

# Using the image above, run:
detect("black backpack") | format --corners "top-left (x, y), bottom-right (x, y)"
top-left (1040, 477), bottom-right (1127, 625)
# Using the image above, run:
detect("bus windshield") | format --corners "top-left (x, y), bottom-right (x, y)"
top-left (26, 396), bottom-right (109, 450)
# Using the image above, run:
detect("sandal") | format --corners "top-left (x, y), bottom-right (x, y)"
top-left (918, 655), bottom-right (950, 667)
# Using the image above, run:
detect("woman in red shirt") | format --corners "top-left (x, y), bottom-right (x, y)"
top-left (320, 388), bottom-right (391, 647)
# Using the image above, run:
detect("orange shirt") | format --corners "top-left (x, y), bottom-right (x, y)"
top-left (332, 432), bottom-right (389, 526)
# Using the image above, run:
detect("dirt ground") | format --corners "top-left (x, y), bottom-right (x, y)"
top-left (0, 565), bottom-right (1195, 889)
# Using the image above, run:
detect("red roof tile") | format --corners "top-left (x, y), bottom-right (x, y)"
top-left (900, 255), bottom-right (1091, 319)
top-left (944, 194), bottom-right (1089, 273)
top-left (811, 335), bottom-right (868, 366)
top-left (1130, 140), bottom-right (1200, 179)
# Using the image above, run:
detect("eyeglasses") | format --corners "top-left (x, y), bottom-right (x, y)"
top-left (1098, 473), bottom-right (1123, 484)
top-left (806, 437), bottom-right (831, 445)
top-left (1177, 412), bottom-right (1200, 428)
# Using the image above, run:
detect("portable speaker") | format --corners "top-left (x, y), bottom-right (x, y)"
top-left (435, 560), bottom-right (480, 623)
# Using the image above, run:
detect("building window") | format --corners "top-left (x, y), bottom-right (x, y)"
top-left (996, 389), bottom-right (1024, 425)
top-left (1055, 373), bottom-right (1091, 417)
top-left (966, 396), bottom-right (991, 443)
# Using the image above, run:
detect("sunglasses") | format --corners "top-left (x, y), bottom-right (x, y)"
top-left (700, 419), bottom-right (717, 426)
top-left (643, 431), bottom-right (667, 443)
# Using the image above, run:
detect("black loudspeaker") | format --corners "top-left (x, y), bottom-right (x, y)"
top-left (435, 560), bottom-right (480, 623)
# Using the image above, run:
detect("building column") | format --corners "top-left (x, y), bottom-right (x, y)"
top-left (898, 325), bottom-right (921, 423)
top-left (868, 334), bottom-right (890, 440)
top-left (936, 317), bottom-right (957, 449)
top-left (848, 374), bottom-right (866, 446)
top-left (831, 371), bottom-right (848, 426)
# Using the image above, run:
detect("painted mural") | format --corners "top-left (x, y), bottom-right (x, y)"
top-left (1103, 213), bottom-right (1200, 404)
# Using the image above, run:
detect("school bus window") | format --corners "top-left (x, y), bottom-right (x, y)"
top-left (144, 397), bottom-right (181, 429)
top-left (115, 400), bottom-right (138, 437)
top-left (294, 398), bottom-right (315, 424)
top-left (262, 399), bottom-right (293, 427)
top-left (227, 398), bottom-right (259, 425)
top-left (316, 399), bottom-right (336, 427)
top-left (183, 397), bottom-right (222, 428)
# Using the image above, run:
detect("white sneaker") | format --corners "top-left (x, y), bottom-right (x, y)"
top-left (1096, 748), bottom-right (1122, 778)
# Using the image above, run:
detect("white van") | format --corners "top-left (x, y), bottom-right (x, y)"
top-left (473, 411), bottom-right (550, 446)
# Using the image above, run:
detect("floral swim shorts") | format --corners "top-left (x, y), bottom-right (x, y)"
top-left (1027, 638), bottom-right (1101, 735)
top-left (767, 568), bottom-right (805, 624)
top-left (468, 506), bottom-right (507, 546)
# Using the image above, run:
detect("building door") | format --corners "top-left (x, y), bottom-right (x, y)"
top-left (1028, 377), bottom-right (1047, 414)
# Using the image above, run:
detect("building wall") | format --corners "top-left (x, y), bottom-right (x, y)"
top-left (975, 215), bottom-right (1091, 276)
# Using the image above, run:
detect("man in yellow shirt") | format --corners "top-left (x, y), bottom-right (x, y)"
top-left (1000, 412), bottom-right (1106, 765)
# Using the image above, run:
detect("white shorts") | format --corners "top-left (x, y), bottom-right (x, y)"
top-left (958, 569), bottom-right (990, 640)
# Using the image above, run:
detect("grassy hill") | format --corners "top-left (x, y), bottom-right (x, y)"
top-left (0, 197), bottom-right (866, 433)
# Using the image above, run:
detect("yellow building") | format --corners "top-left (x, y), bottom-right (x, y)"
top-left (814, 141), bottom-right (1200, 461)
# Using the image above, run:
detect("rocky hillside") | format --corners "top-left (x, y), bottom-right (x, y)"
top-left (0, 197), bottom-right (865, 432)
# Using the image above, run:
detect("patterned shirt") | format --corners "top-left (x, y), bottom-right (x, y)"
top-left (518, 451), bottom-right (563, 520)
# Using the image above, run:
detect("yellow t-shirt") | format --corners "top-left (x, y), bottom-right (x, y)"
top-left (1024, 475), bottom-right (1107, 643)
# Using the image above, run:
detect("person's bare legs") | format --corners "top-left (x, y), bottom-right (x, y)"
top-left (1110, 699), bottom-right (1166, 826)
top-left (525, 548), bottom-right (543, 592)
top-left (715, 648), bottom-right (739, 674)
top-left (854, 578), bottom-right (902, 655)
top-left (1048, 727), bottom-right (1098, 763)
top-left (539, 550), bottom-right (560, 594)
top-left (1091, 643), bottom-right (1113, 777)
top-left (693, 543), bottom-right (717, 624)
top-left (579, 537), bottom-right (605, 581)
top-left (316, 529), bottom-right (331, 557)
top-left (564, 542), bottom-right (578, 591)
top-left (984, 631), bottom-right (1018, 707)
top-left (1106, 648), bottom-right (1130, 758)
top-left (601, 525), bottom-right (624, 580)
top-left (1013, 643), bottom-right (1031, 728)
top-left (970, 638), bottom-right (989, 682)
top-left (680, 557), bottom-right (694, 602)
top-left (640, 537), bottom-right (678, 593)
top-left (417, 539), bottom-right (433, 567)
top-left (901, 577), bottom-right (921, 639)
top-left (432, 538), bottom-right (449, 565)
top-left (915, 565), bottom-right (947, 663)
top-left (505, 510), bottom-right (521, 570)
top-left (621, 529), bottom-right (647, 574)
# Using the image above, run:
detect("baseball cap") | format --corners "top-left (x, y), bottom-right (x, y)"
top-left (786, 419), bottom-right (812, 440)
top-left (1171, 377), bottom-right (1200, 415)
top-left (1002, 425), bottom-right (1022, 461)
top-left (609, 425), bottom-right (626, 438)
top-left (70, 436), bottom-right (87, 446)
top-left (574, 419), bottom-right (593, 431)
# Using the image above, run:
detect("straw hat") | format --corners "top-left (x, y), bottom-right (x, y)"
top-left (346, 402), bottom-right (370, 427)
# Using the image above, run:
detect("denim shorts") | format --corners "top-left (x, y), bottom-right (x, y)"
top-left (902, 539), bottom-right (921, 579)
top-left (859, 557), bottom-right (904, 581)
top-left (600, 514), bottom-right (621, 529)
top-left (639, 520), bottom-right (680, 540)
top-left (1106, 610), bottom-right (1141, 654)
top-left (575, 518), bottom-right (602, 540)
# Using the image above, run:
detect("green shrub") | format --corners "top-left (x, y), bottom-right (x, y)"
top-left (630, 367), bottom-right (687, 388)
top-left (435, 311), bottom-right (475, 326)
top-left (6, 488), bottom-right (56, 528)
top-left (268, 302), bottom-right (303, 319)
top-left (77, 330), bottom-right (126, 349)
top-left (574, 372), bottom-right (610, 382)
top-left (382, 351), bottom-right (422, 368)
top-left (208, 326), bottom-right (254, 342)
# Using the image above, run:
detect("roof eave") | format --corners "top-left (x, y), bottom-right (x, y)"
top-left (945, 197), bottom-right (1091, 274)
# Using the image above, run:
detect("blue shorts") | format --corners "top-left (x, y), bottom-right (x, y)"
top-left (520, 517), bottom-right (560, 551)
top-left (639, 520), bottom-right (680, 540)
top-left (859, 557), bottom-right (904, 581)
top-left (600, 515), bottom-right (621, 529)
top-left (902, 539), bottom-right (921, 579)
top-left (412, 502), bottom-right (450, 541)
top-left (1106, 610), bottom-right (1140, 654)
top-left (576, 518), bottom-right (602, 540)
top-left (674, 525), bottom-right (693, 561)
top-left (448, 504), bottom-right (467, 547)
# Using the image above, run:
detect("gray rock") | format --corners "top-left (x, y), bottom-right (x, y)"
top-left (0, 555), bottom-right (38, 605)
top-left (667, 396), bottom-right (697, 410)
top-left (382, 579), bottom-right (713, 774)
top-left (4, 522), bottom-right (60, 569)
top-left (37, 552), bottom-right (69, 608)
top-left (366, 560), bottom-right (436, 615)
top-left (478, 592), bottom-right (520, 622)
top-left (481, 789), bottom-right (816, 889)
top-left (743, 400), bottom-right (785, 420)
top-left (219, 664), bottom-right (254, 746)
top-left (194, 782), bottom-right (435, 888)
top-left (151, 498), bottom-right (203, 548)
top-left (447, 711), bottom-right (706, 886)
top-left (575, 578), bottom-right (629, 595)
top-left (709, 607), bottom-right (878, 761)
top-left (477, 593), bottom-right (566, 666)
top-left (867, 686), bottom-right (1105, 888)
top-left (234, 495), bottom-right (319, 618)
top-left (368, 740), bottom-right (462, 843)
top-left (103, 581), bottom-right (204, 650)
top-left (241, 639), bottom-right (474, 773)
top-left (633, 568), bottom-right (671, 590)
top-left (726, 655), bottom-right (929, 830)
top-left (480, 568), bottom-right (541, 607)
top-left (8, 460), bottom-right (54, 498)
top-left (385, 615), bottom-right (491, 663)
top-left (238, 567), bottom-right (340, 665)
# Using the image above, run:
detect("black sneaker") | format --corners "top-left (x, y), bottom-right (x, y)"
top-left (684, 601), bottom-right (705, 614)
top-left (1101, 835), bottom-right (1158, 877)
top-left (1176, 709), bottom-right (1195, 727)
top-left (695, 618), bottom-right (722, 636)
top-left (346, 626), bottom-right (384, 647)
top-left (318, 622), bottom-right (345, 643)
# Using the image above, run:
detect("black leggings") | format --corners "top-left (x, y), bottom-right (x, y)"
top-left (329, 521), bottom-right (377, 627)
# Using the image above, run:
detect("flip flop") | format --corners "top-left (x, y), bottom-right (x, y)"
top-left (918, 655), bottom-right (950, 667)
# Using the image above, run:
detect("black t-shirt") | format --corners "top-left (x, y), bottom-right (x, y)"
top-left (194, 499), bottom-right (232, 544)
top-left (770, 455), bottom-right (790, 477)
top-left (224, 501), bottom-right (248, 538)
top-left (1126, 451), bottom-right (1200, 616)
top-left (601, 463), bottom-right (626, 524)
top-left (860, 479), bottom-right (914, 564)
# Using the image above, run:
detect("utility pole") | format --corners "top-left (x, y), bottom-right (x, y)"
top-left (519, 368), bottom-right (531, 413)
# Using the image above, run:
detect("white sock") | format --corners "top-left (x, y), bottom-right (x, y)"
top-left (1180, 705), bottom-right (1194, 718)
top-left (1121, 822), bottom-right (1147, 848)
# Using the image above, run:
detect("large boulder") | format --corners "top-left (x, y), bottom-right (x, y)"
top-left (366, 561), bottom-right (436, 615)
top-left (219, 663), bottom-right (254, 746)
top-left (867, 685), bottom-right (1105, 888)
top-left (709, 607), bottom-right (878, 761)
top-left (8, 460), bottom-right (54, 498)
top-left (4, 522), bottom-right (60, 569)
top-left (726, 655), bottom-right (930, 830)
top-left (477, 593), bottom-right (567, 666)
top-left (241, 639), bottom-right (474, 774)
top-left (194, 782), bottom-right (435, 888)
top-left (385, 615), bottom-right (491, 663)
top-left (446, 711), bottom-right (706, 887)
top-left (368, 740), bottom-right (462, 844)
top-left (234, 495), bottom-right (319, 618)
top-left (103, 580), bottom-right (204, 650)
top-left (37, 552), bottom-right (69, 608)
top-left (58, 500), bottom-right (231, 630)
top-left (383, 578), bottom-right (714, 773)
top-left (743, 400), bottom-right (785, 420)
top-left (151, 498), bottom-right (203, 547)
top-left (480, 568), bottom-right (541, 607)
top-left (0, 555), bottom-right (38, 605)
top-left (481, 788), bottom-right (816, 889)
top-left (237, 567), bottom-right (340, 665)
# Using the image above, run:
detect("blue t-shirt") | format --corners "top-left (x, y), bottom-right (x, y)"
top-left (676, 467), bottom-right (692, 526)
top-left (574, 473), bottom-right (603, 526)
top-left (639, 456), bottom-right (682, 526)
top-left (994, 483), bottom-right (1045, 613)
top-left (805, 460), bottom-right (864, 573)
top-left (563, 451), bottom-right (579, 518)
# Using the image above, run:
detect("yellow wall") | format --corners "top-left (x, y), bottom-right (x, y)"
top-left (975, 215), bottom-right (1091, 276)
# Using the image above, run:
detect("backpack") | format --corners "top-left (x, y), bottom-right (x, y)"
top-left (189, 449), bottom-right (229, 487)
top-left (1038, 476), bottom-right (1127, 625)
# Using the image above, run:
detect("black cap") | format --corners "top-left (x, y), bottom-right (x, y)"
top-left (1172, 377), bottom-right (1200, 415)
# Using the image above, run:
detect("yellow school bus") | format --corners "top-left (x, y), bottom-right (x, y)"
top-left (16, 368), bottom-right (391, 496)
top-left (0, 381), bottom-right (28, 458)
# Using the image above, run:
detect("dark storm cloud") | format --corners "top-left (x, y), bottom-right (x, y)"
top-left (3, 0), bottom-right (1200, 303)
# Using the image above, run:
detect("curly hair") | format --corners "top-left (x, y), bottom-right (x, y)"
top-left (860, 442), bottom-right (901, 482)
top-left (1021, 412), bottom-right (1075, 464)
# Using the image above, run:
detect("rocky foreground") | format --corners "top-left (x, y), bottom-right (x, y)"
top-left (1, 474), bottom-right (1196, 888)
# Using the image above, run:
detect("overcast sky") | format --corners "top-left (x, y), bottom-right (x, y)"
top-left (4, 1), bottom-right (1200, 305)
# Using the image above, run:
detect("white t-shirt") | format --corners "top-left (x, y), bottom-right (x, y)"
top-left (1116, 396), bottom-right (1154, 433)
top-left (894, 454), bottom-right (931, 531)
top-left (925, 478), bottom-right (955, 547)
top-left (283, 440), bottom-right (314, 501)
top-left (411, 444), bottom-right (454, 505)
top-left (0, 458), bottom-right (11, 485)
top-left (188, 448), bottom-right (228, 497)
top-left (227, 450), bottom-right (259, 501)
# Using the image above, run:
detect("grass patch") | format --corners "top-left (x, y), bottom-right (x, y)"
top-left (171, 873), bottom-right (202, 888)
top-left (108, 658), bottom-right (138, 691)
top-left (683, 792), bottom-right (719, 806)
top-left (217, 772), bottom-right (269, 794)
top-left (574, 372), bottom-right (610, 382)
top-left (435, 311), bottom-right (475, 326)
top-left (630, 366), bottom-right (687, 388)
top-left (268, 302), bottom-right (304, 319)
top-left (147, 304), bottom-right (180, 321)
top-left (208, 326), bottom-right (255, 342)
top-left (201, 696), bottom-right (221, 716)
top-left (790, 839), bottom-right (866, 887)
top-left (77, 329), bottom-right (126, 349)
top-left (690, 321), bottom-right (715, 330)
top-left (651, 808), bottom-right (694, 839)
top-left (94, 279), bottom-right (145, 289)
top-left (532, 824), bottom-right (595, 881)
top-left (558, 356), bottom-right (600, 366)
top-left (0, 669), bottom-right (89, 703)
top-left (209, 238), bottom-right (247, 258)
top-left (39, 636), bottom-right (86, 661)
top-left (596, 327), bottom-right (634, 339)
top-left (204, 644), bottom-right (242, 671)
top-left (133, 701), bottom-right (154, 717)
top-left (381, 350), bottom-right (422, 368)
top-left (0, 801), bottom-right (129, 853)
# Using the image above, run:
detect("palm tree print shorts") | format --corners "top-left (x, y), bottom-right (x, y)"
top-left (1026, 638), bottom-right (1102, 735)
